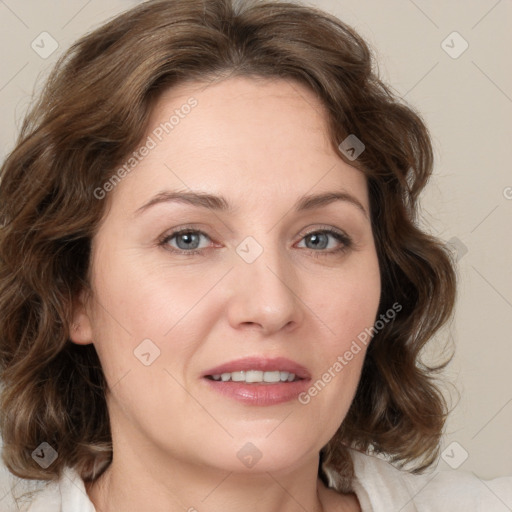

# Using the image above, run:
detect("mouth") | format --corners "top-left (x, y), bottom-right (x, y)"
top-left (204, 370), bottom-right (303, 383)
top-left (201, 356), bottom-right (311, 406)
top-left (202, 356), bottom-right (311, 381)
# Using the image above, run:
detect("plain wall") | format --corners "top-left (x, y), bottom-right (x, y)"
top-left (0, 0), bottom-right (511, 491)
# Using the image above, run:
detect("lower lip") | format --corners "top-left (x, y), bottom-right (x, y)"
top-left (202, 377), bottom-right (311, 406)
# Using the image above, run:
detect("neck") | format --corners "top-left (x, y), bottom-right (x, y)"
top-left (85, 400), bottom-right (360, 512)
top-left (86, 432), bottom-right (338, 512)
top-left (87, 454), bottom-right (331, 512)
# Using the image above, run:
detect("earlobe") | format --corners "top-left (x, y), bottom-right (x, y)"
top-left (69, 290), bottom-right (94, 345)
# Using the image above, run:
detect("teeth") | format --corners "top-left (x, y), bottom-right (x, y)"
top-left (264, 371), bottom-right (281, 383)
top-left (209, 370), bottom-right (297, 383)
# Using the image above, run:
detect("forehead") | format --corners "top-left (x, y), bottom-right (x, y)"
top-left (149, 76), bottom-right (333, 156)
top-left (107, 76), bottom-right (368, 213)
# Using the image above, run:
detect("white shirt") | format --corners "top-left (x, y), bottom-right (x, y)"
top-left (1, 449), bottom-right (511, 511)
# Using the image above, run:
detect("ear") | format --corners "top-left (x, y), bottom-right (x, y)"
top-left (69, 288), bottom-right (94, 345)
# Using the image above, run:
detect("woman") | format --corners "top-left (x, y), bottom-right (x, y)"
top-left (0, 1), bottom-right (510, 511)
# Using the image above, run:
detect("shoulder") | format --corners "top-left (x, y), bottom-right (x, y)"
top-left (1, 466), bottom-right (96, 512)
top-left (330, 448), bottom-right (512, 512)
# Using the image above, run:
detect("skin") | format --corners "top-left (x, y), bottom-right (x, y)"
top-left (71, 76), bottom-right (381, 512)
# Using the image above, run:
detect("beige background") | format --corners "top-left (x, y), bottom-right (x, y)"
top-left (0, 0), bottom-right (511, 499)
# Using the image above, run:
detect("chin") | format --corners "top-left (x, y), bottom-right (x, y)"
top-left (194, 433), bottom-right (321, 475)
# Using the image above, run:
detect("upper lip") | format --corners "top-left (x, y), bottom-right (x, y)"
top-left (202, 357), bottom-right (311, 380)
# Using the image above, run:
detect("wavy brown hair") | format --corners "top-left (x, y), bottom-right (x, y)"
top-left (0, 0), bottom-right (456, 495)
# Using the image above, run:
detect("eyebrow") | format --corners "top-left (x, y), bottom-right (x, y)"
top-left (135, 190), bottom-right (368, 218)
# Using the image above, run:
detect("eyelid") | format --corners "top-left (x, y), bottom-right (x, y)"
top-left (158, 225), bottom-right (214, 254)
top-left (296, 225), bottom-right (353, 252)
top-left (157, 220), bottom-right (358, 258)
top-left (298, 224), bottom-right (349, 239)
top-left (159, 223), bottom-right (350, 241)
top-left (158, 224), bottom-right (354, 258)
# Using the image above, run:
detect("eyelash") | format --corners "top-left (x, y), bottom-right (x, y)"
top-left (158, 226), bottom-right (353, 258)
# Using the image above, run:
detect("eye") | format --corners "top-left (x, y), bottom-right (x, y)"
top-left (159, 226), bottom-right (352, 257)
top-left (296, 228), bottom-right (352, 256)
top-left (159, 228), bottom-right (212, 255)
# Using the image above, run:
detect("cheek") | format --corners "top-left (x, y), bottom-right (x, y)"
top-left (297, 251), bottom-right (380, 419)
top-left (87, 247), bottom-right (223, 386)
top-left (308, 251), bottom-right (381, 348)
top-left (299, 276), bottom-right (377, 435)
top-left (90, 244), bottom-right (197, 333)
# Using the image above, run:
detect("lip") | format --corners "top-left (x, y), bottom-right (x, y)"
top-left (201, 356), bottom-right (311, 380)
top-left (201, 356), bottom-right (312, 406)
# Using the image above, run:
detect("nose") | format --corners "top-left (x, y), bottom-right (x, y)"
top-left (226, 240), bottom-right (304, 336)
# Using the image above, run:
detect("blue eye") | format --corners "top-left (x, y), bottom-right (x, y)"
top-left (159, 227), bottom-right (352, 257)
top-left (160, 229), bottom-right (211, 255)
top-left (297, 229), bottom-right (351, 253)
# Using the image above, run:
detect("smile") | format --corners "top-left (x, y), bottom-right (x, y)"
top-left (206, 370), bottom-right (301, 383)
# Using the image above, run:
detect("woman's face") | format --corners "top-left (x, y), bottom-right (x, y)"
top-left (72, 76), bottom-right (381, 474)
